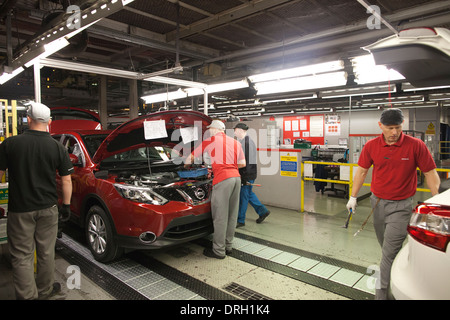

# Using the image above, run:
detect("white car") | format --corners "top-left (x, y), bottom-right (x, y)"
top-left (390, 187), bottom-right (450, 300)
top-left (363, 27), bottom-right (450, 87)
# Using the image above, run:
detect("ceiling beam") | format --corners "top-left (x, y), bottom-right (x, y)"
top-left (165, 0), bottom-right (293, 42)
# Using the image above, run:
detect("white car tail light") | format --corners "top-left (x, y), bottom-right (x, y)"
top-left (408, 204), bottom-right (450, 252)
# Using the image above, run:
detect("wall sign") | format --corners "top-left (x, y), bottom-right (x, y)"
top-left (283, 115), bottom-right (324, 145)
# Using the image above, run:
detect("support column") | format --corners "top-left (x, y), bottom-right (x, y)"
top-left (99, 75), bottom-right (108, 129)
top-left (34, 63), bottom-right (41, 103)
top-left (129, 79), bottom-right (139, 119)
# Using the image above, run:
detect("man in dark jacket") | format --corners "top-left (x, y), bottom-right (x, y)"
top-left (234, 123), bottom-right (270, 227)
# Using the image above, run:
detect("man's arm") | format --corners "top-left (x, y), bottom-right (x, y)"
top-left (423, 169), bottom-right (440, 196)
top-left (0, 170), bottom-right (4, 182)
top-left (61, 174), bottom-right (72, 205)
top-left (346, 166), bottom-right (369, 213)
top-left (351, 166), bottom-right (370, 198)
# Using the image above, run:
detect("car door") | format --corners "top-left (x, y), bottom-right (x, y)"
top-left (60, 134), bottom-right (88, 219)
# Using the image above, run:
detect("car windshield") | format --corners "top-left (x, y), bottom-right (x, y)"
top-left (100, 146), bottom-right (181, 169)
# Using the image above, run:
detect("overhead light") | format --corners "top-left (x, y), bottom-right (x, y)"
top-left (362, 95), bottom-right (424, 106)
top-left (141, 88), bottom-right (188, 104)
top-left (262, 94), bottom-right (317, 104)
top-left (321, 84), bottom-right (396, 99)
top-left (24, 37), bottom-right (70, 67)
top-left (140, 79), bottom-right (250, 103)
top-left (403, 83), bottom-right (450, 92)
top-left (144, 76), bottom-right (206, 88)
top-left (254, 72), bottom-right (347, 95)
top-left (429, 93), bottom-right (450, 101)
top-left (352, 54), bottom-right (404, 84)
top-left (207, 79), bottom-right (249, 93)
top-left (0, 67), bottom-right (24, 85)
top-left (248, 60), bottom-right (344, 82)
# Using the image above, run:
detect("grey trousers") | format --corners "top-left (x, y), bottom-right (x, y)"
top-left (7, 205), bottom-right (58, 300)
top-left (211, 177), bottom-right (241, 257)
top-left (371, 194), bottom-right (413, 300)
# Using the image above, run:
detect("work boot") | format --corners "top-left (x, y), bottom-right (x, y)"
top-left (256, 211), bottom-right (270, 224)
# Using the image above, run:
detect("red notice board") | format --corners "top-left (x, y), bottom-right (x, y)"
top-left (283, 115), bottom-right (324, 145)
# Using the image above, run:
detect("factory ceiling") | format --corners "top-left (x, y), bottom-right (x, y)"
top-left (0, 0), bottom-right (449, 118)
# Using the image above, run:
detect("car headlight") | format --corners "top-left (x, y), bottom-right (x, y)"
top-left (114, 184), bottom-right (168, 205)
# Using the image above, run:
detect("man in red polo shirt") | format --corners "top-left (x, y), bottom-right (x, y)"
top-left (185, 120), bottom-right (246, 259)
top-left (347, 108), bottom-right (440, 300)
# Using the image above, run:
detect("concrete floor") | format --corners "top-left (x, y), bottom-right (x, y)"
top-left (0, 181), bottom-right (431, 300)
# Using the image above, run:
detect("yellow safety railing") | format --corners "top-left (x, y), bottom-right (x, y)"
top-left (300, 160), bottom-right (450, 212)
top-left (1, 99), bottom-right (18, 137)
top-left (439, 141), bottom-right (450, 155)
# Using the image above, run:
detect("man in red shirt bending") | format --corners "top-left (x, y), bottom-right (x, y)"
top-left (185, 120), bottom-right (246, 259)
top-left (347, 108), bottom-right (440, 300)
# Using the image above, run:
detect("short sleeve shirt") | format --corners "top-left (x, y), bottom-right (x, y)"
top-left (192, 132), bottom-right (245, 185)
top-left (0, 130), bottom-right (74, 212)
top-left (358, 132), bottom-right (436, 200)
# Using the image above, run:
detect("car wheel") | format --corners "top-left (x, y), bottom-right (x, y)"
top-left (85, 205), bottom-right (123, 263)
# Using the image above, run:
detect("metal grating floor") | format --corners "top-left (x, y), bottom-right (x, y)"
top-left (57, 226), bottom-right (375, 300)
top-left (223, 282), bottom-right (272, 300)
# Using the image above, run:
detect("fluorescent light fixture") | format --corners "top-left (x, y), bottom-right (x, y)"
top-left (429, 93), bottom-right (450, 101)
top-left (0, 67), bottom-right (25, 85)
top-left (362, 95), bottom-right (424, 106)
top-left (321, 84), bottom-right (396, 99)
top-left (141, 88), bottom-right (187, 104)
top-left (262, 94), bottom-right (317, 104)
top-left (254, 72), bottom-right (347, 95)
top-left (403, 83), bottom-right (450, 92)
top-left (352, 54), bottom-right (404, 84)
top-left (144, 76), bottom-right (207, 88)
top-left (248, 60), bottom-right (344, 83)
top-left (206, 79), bottom-right (249, 93)
top-left (25, 37), bottom-right (70, 67)
top-left (141, 79), bottom-right (250, 103)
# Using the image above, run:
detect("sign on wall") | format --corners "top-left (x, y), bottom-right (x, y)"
top-left (283, 115), bottom-right (324, 145)
top-left (280, 153), bottom-right (298, 177)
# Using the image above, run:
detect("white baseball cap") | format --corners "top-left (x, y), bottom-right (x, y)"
top-left (207, 119), bottom-right (225, 131)
top-left (27, 102), bottom-right (51, 123)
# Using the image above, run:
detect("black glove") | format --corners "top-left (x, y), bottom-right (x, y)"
top-left (59, 204), bottom-right (71, 222)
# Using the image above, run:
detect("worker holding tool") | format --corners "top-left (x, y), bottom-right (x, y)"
top-left (185, 120), bottom-right (246, 259)
top-left (234, 123), bottom-right (270, 228)
top-left (346, 108), bottom-right (440, 300)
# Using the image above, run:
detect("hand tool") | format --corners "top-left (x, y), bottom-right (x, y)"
top-left (354, 198), bottom-right (380, 237)
top-left (342, 208), bottom-right (352, 228)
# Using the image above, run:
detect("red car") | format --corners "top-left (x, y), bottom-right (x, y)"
top-left (53, 110), bottom-right (213, 262)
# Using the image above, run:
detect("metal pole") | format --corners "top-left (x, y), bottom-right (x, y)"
top-left (34, 62), bottom-right (41, 103)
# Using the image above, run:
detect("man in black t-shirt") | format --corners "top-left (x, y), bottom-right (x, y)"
top-left (0, 102), bottom-right (73, 300)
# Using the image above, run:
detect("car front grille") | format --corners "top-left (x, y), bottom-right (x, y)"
top-left (154, 181), bottom-right (211, 205)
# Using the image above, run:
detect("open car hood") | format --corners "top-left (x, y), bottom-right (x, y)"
top-left (92, 110), bottom-right (212, 163)
top-left (363, 27), bottom-right (450, 87)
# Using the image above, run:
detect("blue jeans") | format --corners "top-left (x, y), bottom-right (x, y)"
top-left (238, 180), bottom-right (268, 224)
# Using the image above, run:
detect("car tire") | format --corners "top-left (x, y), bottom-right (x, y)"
top-left (85, 205), bottom-right (123, 263)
